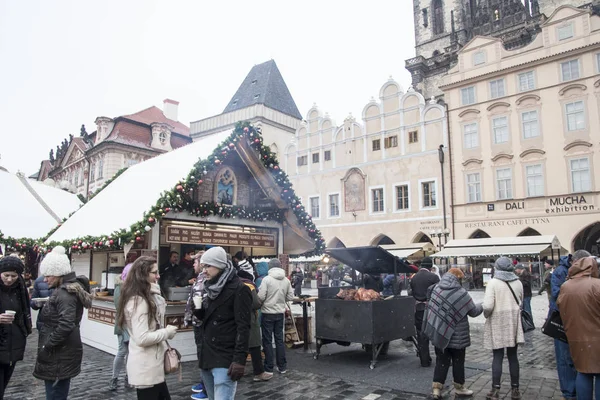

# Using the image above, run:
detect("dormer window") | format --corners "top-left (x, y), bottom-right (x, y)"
top-left (558, 23), bottom-right (574, 41)
top-left (253, 94), bottom-right (260, 99)
top-left (159, 131), bottom-right (167, 145)
top-left (473, 51), bottom-right (485, 66)
top-left (232, 99), bottom-right (238, 106)
top-left (251, 79), bottom-right (258, 85)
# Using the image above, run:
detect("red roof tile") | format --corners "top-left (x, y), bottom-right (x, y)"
top-left (122, 106), bottom-right (190, 137)
top-left (104, 120), bottom-right (190, 151)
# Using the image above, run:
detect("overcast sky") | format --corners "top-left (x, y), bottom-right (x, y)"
top-left (0, 0), bottom-right (415, 175)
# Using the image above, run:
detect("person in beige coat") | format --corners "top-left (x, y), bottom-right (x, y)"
top-left (483, 257), bottom-right (525, 400)
top-left (116, 256), bottom-right (178, 400)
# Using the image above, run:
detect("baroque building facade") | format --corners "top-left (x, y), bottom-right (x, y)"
top-left (406, 0), bottom-right (594, 99)
top-left (441, 5), bottom-right (600, 254)
top-left (284, 78), bottom-right (450, 250)
top-left (37, 100), bottom-right (191, 197)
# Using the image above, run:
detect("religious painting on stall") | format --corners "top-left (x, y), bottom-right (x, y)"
top-left (342, 168), bottom-right (366, 212)
top-left (215, 167), bottom-right (236, 205)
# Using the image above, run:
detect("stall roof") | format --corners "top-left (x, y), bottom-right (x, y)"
top-left (46, 130), bottom-right (232, 242)
top-left (380, 243), bottom-right (436, 258)
top-left (431, 235), bottom-right (561, 258)
top-left (325, 246), bottom-right (417, 274)
top-left (0, 170), bottom-right (82, 238)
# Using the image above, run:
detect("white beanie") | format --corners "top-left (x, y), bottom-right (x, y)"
top-left (40, 246), bottom-right (72, 277)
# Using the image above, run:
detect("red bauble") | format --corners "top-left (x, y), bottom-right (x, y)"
top-left (215, 159), bottom-right (221, 164)
top-left (197, 179), bottom-right (203, 185)
top-left (78, 240), bottom-right (82, 245)
top-left (222, 151), bottom-right (227, 155)
top-left (274, 165), bottom-right (279, 170)
top-left (165, 207), bottom-right (171, 212)
top-left (176, 184), bottom-right (183, 191)
top-left (136, 236), bottom-right (142, 242)
top-left (109, 240), bottom-right (114, 245)
top-left (228, 143), bottom-right (235, 148)
top-left (243, 127), bottom-right (249, 133)
top-left (148, 217), bottom-right (155, 223)
top-left (254, 139), bottom-right (260, 144)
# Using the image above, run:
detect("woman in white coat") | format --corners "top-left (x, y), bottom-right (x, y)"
top-left (116, 256), bottom-right (178, 400)
top-left (482, 257), bottom-right (525, 400)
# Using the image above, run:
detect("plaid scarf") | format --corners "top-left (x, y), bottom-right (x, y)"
top-left (423, 274), bottom-right (474, 350)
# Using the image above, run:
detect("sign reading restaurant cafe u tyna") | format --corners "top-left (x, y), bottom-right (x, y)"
top-left (165, 225), bottom-right (276, 248)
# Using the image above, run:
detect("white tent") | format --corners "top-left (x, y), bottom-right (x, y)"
top-left (47, 130), bottom-right (232, 243)
top-left (431, 235), bottom-right (563, 257)
top-left (0, 169), bottom-right (82, 238)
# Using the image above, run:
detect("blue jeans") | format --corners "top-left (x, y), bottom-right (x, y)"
top-left (577, 373), bottom-right (600, 400)
top-left (45, 379), bottom-right (71, 400)
top-left (523, 296), bottom-right (532, 316)
top-left (200, 368), bottom-right (237, 400)
top-left (555, 339), bottom-right (577, 398)
top-left (112, 334), bottom-right (129, 380)
top-left (261, 313), bottom-right (286, 373)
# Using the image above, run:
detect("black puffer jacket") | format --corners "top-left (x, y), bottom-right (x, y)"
top-left (0, 279), bottom-right (32, 364)
top-left (33, 273), bottom-right (92, 381)
top-left (193, 273), bottom-right (251, 369)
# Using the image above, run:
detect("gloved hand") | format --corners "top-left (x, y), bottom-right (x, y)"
top-left (165, 325), bottom-right (177, 339)
top-left (227, 362), bottom-right (245, 381)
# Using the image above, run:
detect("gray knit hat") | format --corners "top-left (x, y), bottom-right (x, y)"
top-left (495, 256), bottom-right (515, 272)
top-left (268, 258), bottom-right (282, 270)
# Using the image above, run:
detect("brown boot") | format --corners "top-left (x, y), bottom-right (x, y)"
top-left (511, 387), bottom-right (521, 400)
top-left (486, 387), bottom-right (500, 400)
top-left (432, 382), bottom-right (443, 400)
top-left (454, 382), bottom-right (473, 397)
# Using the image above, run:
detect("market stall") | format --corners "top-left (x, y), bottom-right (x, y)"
top-left (313, 246), bottom-right (418, 369)
top-left (45, 123), bottom-right (324, 361)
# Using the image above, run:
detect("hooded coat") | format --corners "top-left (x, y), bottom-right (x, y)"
top-left (423, 273), bottom-right (482, 350)
top-left (33, 272), bottom-right (92, 381)
top-left (258, 267), bottom-right (294, 315)
top-left (550, 255), bottom-right (570, 313)
top-left (557, 257), bottom-right (600, 374)
top-left (482, 277), bottom-right (524, 350)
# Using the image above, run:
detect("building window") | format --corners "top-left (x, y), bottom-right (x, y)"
top-left (421, 181), bottom-right (437, 208)
top-left (463, 123), bottom-right (479, 149)
top-left (461, 86), bottom-right (476, 106)
top-left (329, 194), bottom-right (340, 217)
top-left (526, 164), bottom-right (544, 197)
top-left (395, 184), bottom-right (409, 210)
top-left (371, 188), bottom-right (384, 213)
top-left (489, 79), bottom-right (505, 99)
top-left (466, 173), bottom-right (481, 203)
top-left (324, 150), bottom-right (331, 161)
top-left (372, 139), bottom-right (381, 151)
top-left (312, 152), bottom-right (320, 163)
top-left (409, 130), bottom-right (419, 143)
top-left (522, 110), bottom-right (540, 139)
top-left (79, 168), bottom-right (84, 186)
top-left (492, 116), bottom-right (509, 144)
top-left (422, 8), bottom-right (428, 28)
top-left (297, 155), bottom-right (307, 166)
top-left (384, 135), bottom-right (398, 148)
top-left (565, 101), bottom-right (585, 132)
top-left (90, 163), bottom-right (96, 183)
top-left (518, 71), bottom-right (535, 92)
top-left (557, 23), bottom-right (574, 41)
top-left (496, 168), bottom-right (513, 200)
top-left (561, 59), bottom-right (580, 81)
top-left (98, 159), bottom-right (104, 179)
top-left (74, 169), bottom-right (79, 187)
top-left (309, 197), bottom-right (320, 219)
top-left (570, 158), bottom-right (591, 193)
top-left (127, 159), bottom-right (138, 167)
top-left (473, 51), bottom-right (485, 66)
top-left (159, 131), bottom-right (167, 145)
top-left (432, 0), bottom-right (444, 35)
top-left (596, 53), bottom-right (600, 73)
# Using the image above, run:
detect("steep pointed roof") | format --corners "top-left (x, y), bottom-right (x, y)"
top-left (223, 60), bottom-right (302, 120)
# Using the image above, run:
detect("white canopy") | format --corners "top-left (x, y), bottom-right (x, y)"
top-left (0, 170), bottom-right (82, 238)
top-left (431, 235), bottom-right (561, 258)
top-left (46, 130), bottom-right (232, 242)
top-left (380, 243), bottom-right (436, 258)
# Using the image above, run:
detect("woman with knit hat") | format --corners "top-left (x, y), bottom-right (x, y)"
top-left (33, 246), bottom-right (92, 400)
top-left (0, 255), bottom-right (32, 399)
top-left (482, 256), bottom-right (525, 400)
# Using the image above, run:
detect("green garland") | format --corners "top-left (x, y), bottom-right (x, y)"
top-left (1, 122), bottom-right (325, 256)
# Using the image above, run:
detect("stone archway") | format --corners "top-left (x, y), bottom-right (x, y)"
top-left (327, 237), bottom-right (347, 249)
top-left (518, 228), bottom-right (541, 237)
top-left (469, 229), bottom-right (491, 239)
top-left (370, 234), bottom-right (395, 246)
top-left (572, 222), bottom-right (600, 256)
top-left (411, 232), bottom-right (433, 244)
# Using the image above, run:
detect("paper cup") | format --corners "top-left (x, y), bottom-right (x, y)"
top-left (193, 296), bottom-right (202, 309)
top-left (4, 310), bottom-right (16, 316)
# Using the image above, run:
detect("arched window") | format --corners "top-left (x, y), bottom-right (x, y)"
top-left (432, 0), bottom-right (444, 35)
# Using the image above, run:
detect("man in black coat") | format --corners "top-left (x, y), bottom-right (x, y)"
top-left (193, 247), bottom-right (251, 400)
top-left (410, 257), bottom-right (440, 367)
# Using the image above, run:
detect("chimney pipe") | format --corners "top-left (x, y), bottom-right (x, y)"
top-left (163, 99), bottom-right (179, 121)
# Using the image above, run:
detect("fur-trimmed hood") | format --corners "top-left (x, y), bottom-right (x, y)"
top-left (62, 273), bottom-right (92, 309)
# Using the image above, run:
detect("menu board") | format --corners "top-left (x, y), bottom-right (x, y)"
top-left (165, 226), bottom-right (276, 249)
top-left (88, 306), bottom-right (116, 326)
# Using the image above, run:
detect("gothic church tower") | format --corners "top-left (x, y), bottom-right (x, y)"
top-left (406, 0), bottom-right (593, 99)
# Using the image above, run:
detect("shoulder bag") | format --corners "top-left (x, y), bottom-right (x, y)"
top-left (505, 281), bottom-right (535, 333)
top-left (155, 315), bottom-right (182, 379)
top-left (541, 310), bottom-right (568, 343)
